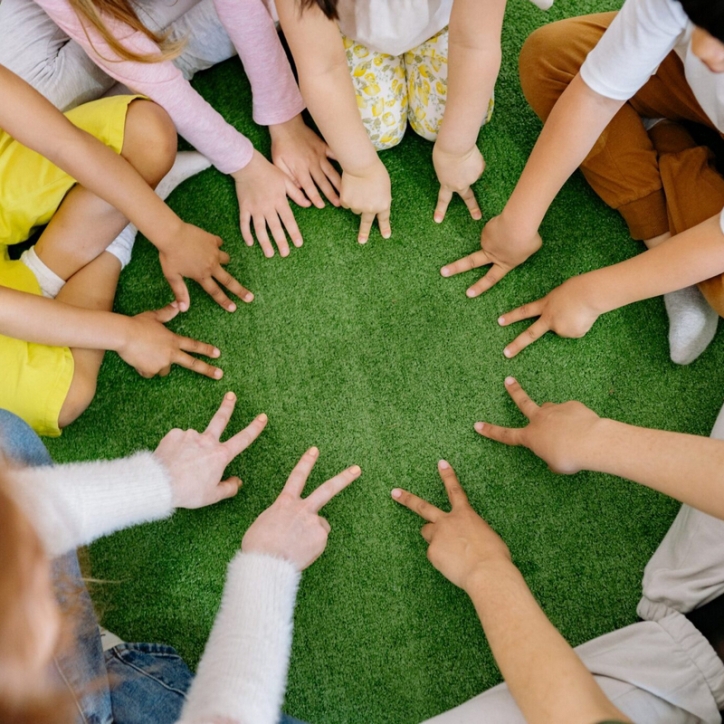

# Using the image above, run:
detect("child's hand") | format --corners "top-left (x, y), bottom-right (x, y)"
top-left (118, 303), bottom-right (223, 379)
top-left (158, 223), bottom-right (254, 313)
top-left (475, 378), bottom-right (604, 475)
top-left (232, 150), bottom-right (309, 258)
top-left (271, 115), bottom-right (341, 209)
top-left (155, 391), bottom-right (268, 509)
top-left (340, 160), bottom-right (392, 244)
top-left (498, 275), bottom-right (602, 358)
top-left (440, 214), bottom-right (542, 295)
top-left (432, 143), bottom-right (484, 223)
top-left (242, 447), bottom-right (361, 571)
top-left (392, 460), bottom-right (513, 592)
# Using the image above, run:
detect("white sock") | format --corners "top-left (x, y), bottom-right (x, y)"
top-left (20, 247), bottom-right (65, 298)
top-left (155, 151), bottom-right (212, 202)
top-left (106, 151), bottom-right (212, 269)
top-left (664, 286), bottom-right (719, 365)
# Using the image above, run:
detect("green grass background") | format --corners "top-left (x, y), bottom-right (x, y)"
top-left (46, 0), bottom-right (724, 720)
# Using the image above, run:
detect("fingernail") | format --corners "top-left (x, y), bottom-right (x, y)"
top-left (228, 303), bottom-right (237, 312)
top-left (225, 391), bottom-right (236, 400)
top-left (434, 216), bottom-right (442, 223)
top-left (281, 249), bottom-right (290, 258)
top-left (504, 348), bottom-right (512, 358)
top-left (474, 422), bottom-right (485, 433)
top-left (440, 267), bottom-right (450, 277)
top-left (245, 293), bottom-right (254, 302)
top-left (171, 301), bottom-right (178, 308)
top-left (383, 232), bottom-right (391, 239)
top-left (350, 465), bottom-right (361, 475)
top-left (505, 376), bottom-right (516, 385)
top-left (359, 238), bottom-right (368, 245)
top-left (258, 413), bottom-right (268, 422)
top-left (309, 446), bottom-right (319, 456)
top-left (180, 303), bottom-right (188, 312)
top-left (295, 238), bottom-right (303, 247)
top-left (466, 289), bottom-right (478, 298)
top-left (391, 488), bottom-right (402, 499)
top-left (213, 348), bottom-right (220, 358)
top-left (498, 316), bottom-right (505, 325)
top-left (438, 459), bottom-right (450, 469)
top-left (215, 370), bottom-right (224, 379)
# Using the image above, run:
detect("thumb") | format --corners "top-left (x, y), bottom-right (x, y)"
top-left (216, 477), bottom-right (242, 502)
top-left (152, 302), bottom-right (180, 325)
top-left (167, 275), bottom-right (190, 313)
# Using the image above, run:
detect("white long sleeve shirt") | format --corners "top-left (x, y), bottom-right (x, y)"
top-left (9, 453), bottom-right (300, 724)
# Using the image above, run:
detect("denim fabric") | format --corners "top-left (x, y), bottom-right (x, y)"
top-left (0, 410), bottom-right (308, 724)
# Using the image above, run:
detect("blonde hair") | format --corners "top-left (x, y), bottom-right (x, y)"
top-left (68, 0), bottom-right (185, 63)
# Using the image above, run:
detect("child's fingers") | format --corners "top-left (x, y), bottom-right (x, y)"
top-left (283, 447), bottom-right (320, 498)
top-left (173, 350), bottom-right (223, 380)
top-left (390, 488), bottom-right (444, 523)
top-left (178, 335), bottom-right (220, 360)
top-left (298, 171), bottom-right (325, 209)
top-left (460, 187), bottom-right (482, 221)
top-left (466, 263), bottom-right (508, 298)
top-left (240, 210), bottom-right (254, 247)
top-left (278, 204), bottom-right (304, 248)
top-left (474, 421), bottom-right (525, 447)
top-left (266, 212), bottom-right (291, 258)
top-left (437, 459), bottom-right (469, 508)
top-left (440, 249), bottom-right (490, 278)
top-left (434, 186), bottom-right (453, 223)
top-left (358, 212), bottom-right (375, 244)
top-left (498, 299), bottom-right (545, 327)
top-left (253, 216), bottom-right (275, 258)
top-left (215, 477), bottom-right (243, 503)
top-left (223, 413), bottom-right (269, 459)
top-left (215, 268), bottom-right (254, 304)
top-left (377, 210), bottom-right (392, 240)
top-left (503, 319), bottom-right (550, 359)
top-left (166, 275), bottom-right (190, 313)
top-left (503, 377), bottom-right (540, 418)
top-left (320, 158), bottom-right (342, 193)
top-left (284, 176), bottom-right (311, 207)
top-left (204, 391), bottom-right (237, 439)
top-left (218, 250), bottom-right (231, 265)
top-left (305, 465), bottom-right (361, 513)
top-left (200, 276), bottom-right (236, 312)
top-left (313, 166), bottom-right (340, 206)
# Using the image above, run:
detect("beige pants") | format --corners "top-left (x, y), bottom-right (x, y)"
top-left (519, 12), bottom-right (724, 317)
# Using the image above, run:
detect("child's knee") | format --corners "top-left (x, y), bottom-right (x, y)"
top-left (122, 100), bottom-right (177, 185)
top-left (58, 368), bottom-right (97, 429)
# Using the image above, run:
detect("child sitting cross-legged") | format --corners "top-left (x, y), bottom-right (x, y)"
top-left (0, 65), bottom-right (247, 436)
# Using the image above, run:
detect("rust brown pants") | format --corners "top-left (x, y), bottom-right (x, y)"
top-left (519, 11), bottom-right (724, 315)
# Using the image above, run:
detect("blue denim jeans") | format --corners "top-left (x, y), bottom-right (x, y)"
top-left (0, 410), bottom-right (305, 724)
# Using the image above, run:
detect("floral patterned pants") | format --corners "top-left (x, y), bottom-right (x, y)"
top-left (343, 27), bottom-right (495, 151)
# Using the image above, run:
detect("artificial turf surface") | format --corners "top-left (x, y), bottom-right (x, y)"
top-left (45, 0), bottom-right (724, 720)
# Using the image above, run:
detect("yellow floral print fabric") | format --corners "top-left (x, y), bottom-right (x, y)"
top-left (343, 28), bottom-right (495, 150)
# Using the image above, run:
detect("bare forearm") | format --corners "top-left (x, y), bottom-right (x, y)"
top-left (585, 419), bottom-right (724, 518)
top-left (0, 287), bottom-right (129, 351)
top-left (467, 563), bottom-right (630, 724)
top-left (503, 75), bottom-right (623, 237)
top-left (586, 215), bottom-right (724, 314)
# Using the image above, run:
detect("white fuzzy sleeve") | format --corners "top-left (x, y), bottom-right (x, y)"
top-left (178, 552), bottom-right (301, 724)
top-left (9, 452), bottom-right (173, 557)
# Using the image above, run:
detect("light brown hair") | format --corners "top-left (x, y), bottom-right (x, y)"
top-left (68, 0), bottom-right (185, 63)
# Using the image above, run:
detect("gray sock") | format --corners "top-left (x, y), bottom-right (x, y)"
top-left (664, 286), bottom-right (719, 365)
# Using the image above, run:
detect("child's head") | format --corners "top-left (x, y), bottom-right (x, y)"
top-left (301, 0), bottom-right (340, 20)
top-left (678, 0), bottom-right (724, 72)
top-left (0, 468), bottom-right (73, 724)
top-left (69, 0), bottom-right (184, 63)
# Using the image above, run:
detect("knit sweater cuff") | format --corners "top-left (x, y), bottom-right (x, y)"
top-left (10, 452), bottom-right (173, 557)
top-left (179, 552), bottom-right (301, 724)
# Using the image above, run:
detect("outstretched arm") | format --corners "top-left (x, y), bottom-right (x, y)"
top-left (478, 377), bottom-right (724, 520)
top-left (393, 461), bottom-right (630, 724)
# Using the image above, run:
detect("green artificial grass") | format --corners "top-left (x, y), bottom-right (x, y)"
top-left (45, 0), bottom-right (724, 721)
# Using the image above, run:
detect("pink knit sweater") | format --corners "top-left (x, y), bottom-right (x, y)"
top-left (33, 0), bottom-right (305, 173)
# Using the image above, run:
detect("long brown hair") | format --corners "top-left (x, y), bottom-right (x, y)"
top-left (0, 468), bottom-right (76, 724)
top-left (68, 0), bottom-right (185, 63)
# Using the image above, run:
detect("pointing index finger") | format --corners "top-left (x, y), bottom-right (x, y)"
top-left (305, 465), bottom-right (361, 513)
top-left (204, 391), bottom-right (237, 439)
top-left (504, 377), bottom-right (540, 419)
top-left (440, 249), bottom-right (491, 278)
top-left (283, 447), bottom-right (319, 497)
top-left (437, 460), bottom-right (469, 508)
top-left (391, 488), bottom-right (444, 523)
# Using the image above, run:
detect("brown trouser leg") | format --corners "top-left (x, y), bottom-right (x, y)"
top-left (519, 12), bottom-right (724, 316)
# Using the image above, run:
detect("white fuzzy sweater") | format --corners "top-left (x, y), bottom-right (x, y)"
top-left (9, 453), bottom-right (301, 724)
